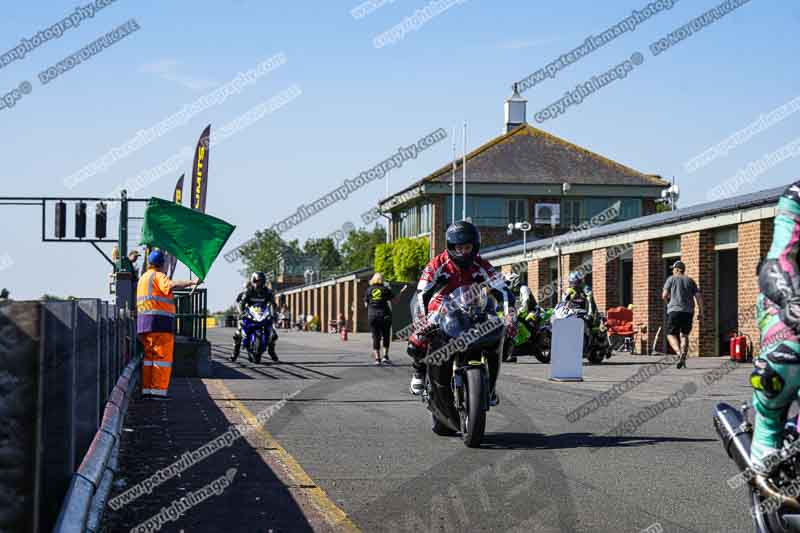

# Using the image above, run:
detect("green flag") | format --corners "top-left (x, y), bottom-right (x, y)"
top-left (140, 197), bottom-right (236, 280)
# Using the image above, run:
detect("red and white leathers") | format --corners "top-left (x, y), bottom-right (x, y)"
top-left (408, 250), bottom-right (516, 351)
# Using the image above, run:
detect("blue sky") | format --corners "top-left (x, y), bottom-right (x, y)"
top-left (0, 0), bottom-right (797, 311)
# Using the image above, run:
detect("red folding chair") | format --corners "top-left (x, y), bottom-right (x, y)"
top-left (606, 306), bottom-right (636, 353)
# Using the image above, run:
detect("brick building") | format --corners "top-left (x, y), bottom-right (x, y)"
top-left (378, 87), bottom-right (669, 256)
top-left (276, 268), bottom-right (374, 334)
top-left (483, 185), bottom-right (783, 357)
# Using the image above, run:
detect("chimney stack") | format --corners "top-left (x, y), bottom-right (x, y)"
top-left (504, 83), bottom-right (527, 133)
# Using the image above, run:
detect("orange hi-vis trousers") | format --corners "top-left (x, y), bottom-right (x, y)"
top-left (139, 332), bottom-right (174, 396)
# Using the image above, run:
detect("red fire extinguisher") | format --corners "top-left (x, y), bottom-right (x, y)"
top-left (341, 325), bottom-right (348, 341)
top-left (730, 333), bottom-right (751, 362)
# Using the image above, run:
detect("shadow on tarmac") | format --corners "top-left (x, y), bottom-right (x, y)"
top-left (481, 431), bottom-right (714, 451)
top-left (101, 379), bottom-right (315, 533)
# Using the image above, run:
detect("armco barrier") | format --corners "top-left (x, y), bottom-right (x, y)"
top-left (53, 355), bottom-right (141, 533)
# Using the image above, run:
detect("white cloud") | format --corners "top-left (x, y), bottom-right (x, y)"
top-left (139, 59), bottom-right (217, 90)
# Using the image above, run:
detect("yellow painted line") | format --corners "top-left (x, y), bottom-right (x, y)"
top-left (208, 379), bottom-right (361, 533)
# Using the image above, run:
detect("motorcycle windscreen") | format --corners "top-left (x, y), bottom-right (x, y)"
top-left (550, 315), bottom-right (584, 381)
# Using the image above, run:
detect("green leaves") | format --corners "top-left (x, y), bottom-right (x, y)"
top-left (374, 236), bottom-right (429, 282)
top-left (340, 226), bottom-right (386, 272)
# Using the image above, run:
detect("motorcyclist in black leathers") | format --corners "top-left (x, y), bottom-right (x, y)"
top-left (233, 271), bottom-right (279, 361)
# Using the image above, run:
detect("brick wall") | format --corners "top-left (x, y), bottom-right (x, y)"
top-left (632, 240), bottom-right (665, 353)
top-left (354, 280), bottom-right (370, 333)
top-left (592, 247), bottom-right (620, 312)
top-left (325, 285), bottom-right (334, 331)
top-left (560, 254), bottom-right (581, 291)
top-left (527, 259), bottom-right (551, 306)
top-left (682, 231), bottom-right (716, 356)
top-left (431, 196), bottom-right (446, 254)
top-left (343, 280), bottom-right (352, 331)
top-left (738, 219), bottom-right (774, 352)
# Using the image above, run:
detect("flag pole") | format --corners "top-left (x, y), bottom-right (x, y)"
top-left (451, 126), bottom-right (456, 226)
top-left (462, 121), bottom-right (467, 221)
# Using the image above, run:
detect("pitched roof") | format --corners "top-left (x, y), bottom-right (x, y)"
top-left (383, 124), bottom-right (668, 202)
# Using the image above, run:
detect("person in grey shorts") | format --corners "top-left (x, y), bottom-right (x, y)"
top-left (662, 260), bottom-right (703, 368)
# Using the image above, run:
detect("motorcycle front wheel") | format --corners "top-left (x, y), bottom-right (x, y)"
top-left (252, 335), bottom-right (263, 364)
top-left (533, 330), bottom-right (552, 364)
top-left (587, 349), bottom-right (605, 364)
top-left (460, 367), bottom-right (487, 448)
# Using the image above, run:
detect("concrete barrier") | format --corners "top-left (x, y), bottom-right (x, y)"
top-left (173, 335), bottom-right (212, 377)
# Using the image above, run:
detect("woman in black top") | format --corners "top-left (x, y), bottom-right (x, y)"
top-left (364, 273), bottom-right (407, 365)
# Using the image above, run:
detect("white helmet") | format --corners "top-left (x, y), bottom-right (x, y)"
top-left (519, 285), bottom-right (532, 309)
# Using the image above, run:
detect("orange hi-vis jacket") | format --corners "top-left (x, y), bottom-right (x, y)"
top-left (136, 268), bottom-right (176, 333)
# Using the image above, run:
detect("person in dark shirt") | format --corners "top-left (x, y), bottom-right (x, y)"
top-left (364, 273), bottom-right (407, 365)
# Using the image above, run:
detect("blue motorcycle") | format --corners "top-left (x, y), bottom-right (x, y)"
top-left (238, 304), bottom-right (278, 363)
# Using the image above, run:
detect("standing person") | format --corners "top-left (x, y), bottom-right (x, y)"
top-left (128, 250), bottom-right (141, 286)
top-left (662, 260), bottom-right (703, 368)
top-left (749, 181), bottom-right (800, 474)
top-left (136, 249), bottom-right (198, 399)
top-left (364, 273), bottom-right (408, 365)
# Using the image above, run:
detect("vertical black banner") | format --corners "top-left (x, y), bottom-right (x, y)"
top-left (192, 125), bottom-right (211, 212)
top-left (167, 174), bottom-right (185, 278)
top-left (173, 174), bottom-right (184, 205)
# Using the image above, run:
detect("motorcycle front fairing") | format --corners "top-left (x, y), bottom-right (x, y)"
top-left (242, 305), bottom-right (273, 349)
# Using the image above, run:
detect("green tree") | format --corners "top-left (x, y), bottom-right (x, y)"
top-left (341, 226), bottom-right (387, 272)
top-left (303, 237), bottom-right (343, 274)
top-left (0, 288), bottom-right (9, 300)
top-left (374, 243), bottom-right (395, 281)
top-left (392, 236), bottom-right (429, 282)
top-left (239, 229), bottom-right (290, 279)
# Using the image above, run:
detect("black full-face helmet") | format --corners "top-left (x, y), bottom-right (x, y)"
top-left (251, 271), bottom-right (267, 288)
top-left (446, 221), bottom-right (480, 269)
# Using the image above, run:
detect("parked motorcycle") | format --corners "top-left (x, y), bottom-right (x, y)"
top-left (236, 304), bottom-right (277, 364)
top-left (413, 287), bottom-right (505, 448)
top-left (552, 303), bottom-right (612, 364)
top-left (714, 401), bottom-right (800, 532)
top-left (511, 308), bottom-right (554, 364)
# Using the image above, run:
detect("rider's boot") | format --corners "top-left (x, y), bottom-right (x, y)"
top-left (232, 331), bottom-right (242, 360)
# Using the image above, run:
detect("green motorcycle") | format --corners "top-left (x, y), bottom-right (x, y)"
top-left (510, 308), bottom-right (553, 364)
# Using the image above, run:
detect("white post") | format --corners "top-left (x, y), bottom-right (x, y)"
top-left (523, 230), bottom-right (527, 257)
top-left (462, 121), bottom-right (467, 221)
top-left (451, 126), bottom-right (456, 225)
